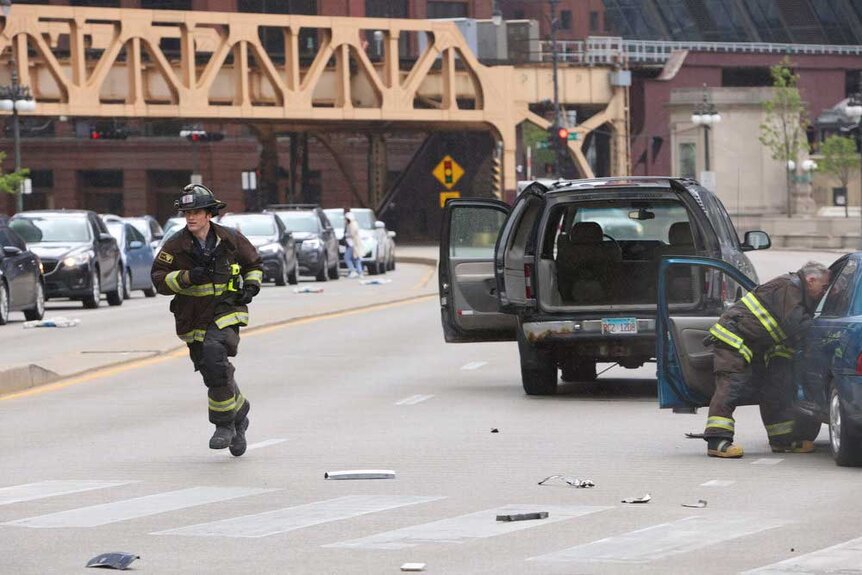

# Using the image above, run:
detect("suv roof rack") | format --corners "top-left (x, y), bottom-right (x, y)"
top-left (266, 204), bottom-right (320, 210)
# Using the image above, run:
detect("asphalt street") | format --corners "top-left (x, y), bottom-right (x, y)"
top-left (1, 249), bottom-right (861, 574)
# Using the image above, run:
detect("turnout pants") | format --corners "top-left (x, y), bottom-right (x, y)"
top-left (188, 324), bottom-right (250, 426)
top-left (705, 344), bottom-right (797, 445)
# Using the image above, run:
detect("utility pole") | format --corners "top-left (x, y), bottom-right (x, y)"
top-left (549, 0), bottom-right (564, 176)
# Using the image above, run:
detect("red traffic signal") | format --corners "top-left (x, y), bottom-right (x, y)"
top-left (90, 128), bottom-right (128, 140)
top-left (556, 127), bottom-right (569, 141)
top-left (184, 131), bottom-right (224, 143)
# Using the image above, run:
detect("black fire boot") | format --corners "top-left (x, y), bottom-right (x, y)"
top-left (209, 423), bottom-right (235, 450)
top-left (230, 417), bottom-right (249, 457)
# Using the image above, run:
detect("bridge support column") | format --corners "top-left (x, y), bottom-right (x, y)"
top-left (491, 122), bottom-right (517, 202)
top-left (610, 86), bottom-right (630, 177)
top-left (367, 133), bottom-right (387, 208)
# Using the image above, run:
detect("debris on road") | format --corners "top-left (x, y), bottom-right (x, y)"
top-left (23, 317), bottom-right (80, 328)
top-left (490, 428), bottom-right (499, 433)
top-left (360, 278), bottom-right (392, 285)
top-left (496, 511), bottom-right (549, 522)
top-left (85, 552), bottom-right (139, 570)
top-left (621, 494), bottom-right (651, 504)
top-left (538, 475), bottom-right (595, 488)
top-left (400, 563), bottom-right (426, 572)
top-left (324, 469), bottom-right (396, 480)
top-left (682, 499), bottom-right (708, 508)
top-left (293, 287), bottom-right (324, 294)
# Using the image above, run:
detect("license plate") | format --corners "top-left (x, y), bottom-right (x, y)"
top-left (601, 317), bottom-right (638, 335)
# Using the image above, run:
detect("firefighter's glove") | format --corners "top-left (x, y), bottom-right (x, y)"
top-left (189, 267), bottom-right (212, 285)
top-left (235, 284), bottom-right (260, 306)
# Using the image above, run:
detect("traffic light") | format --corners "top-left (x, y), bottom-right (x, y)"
top-left (442, 157), bottom-right (454, 186)
top-left (181, 129), bottom-right (224, 143)
top-left (555, 126), bottom-right (569, 147)
top-left (90, 128), bottom-right (128, 140)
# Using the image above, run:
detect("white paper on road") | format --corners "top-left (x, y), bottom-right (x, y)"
top-left (246, 438), bottom-right (289, 451)
top-left (154, 495), bottom-right (443, 538)
top-left (325, 504), bottom-right (612, 550)
top-left (395, 394), bottom-right (435, 405)
top-left (0, 480), bottom-right (135, 506)
top-left (531, 516), bottom-right (788, 564)
top-left (4, 486), bottom-right (276, 528)
top-left (700, 479), bottom-right (736, 487)
top-left (460, 362), bottom-right (487, 370)
top-left (742, 535), bottom-right (862, 574)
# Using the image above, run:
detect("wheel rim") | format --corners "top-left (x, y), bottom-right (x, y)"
top-left (35, 282), bottom-right (44, 316)
top-left (831, 392), bottom-right (842, 454)
top-left (0, 283), bottom-right (8, 323)
top-left (117, 270), bottom-right (124, 301)
top-left (92, 271), bottom-right (100, 301)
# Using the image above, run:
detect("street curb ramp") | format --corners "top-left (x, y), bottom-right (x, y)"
top-left (0, 364), bottom-right (60, 395)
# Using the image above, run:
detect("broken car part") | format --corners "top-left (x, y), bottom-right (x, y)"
top-left (85, 552), bottom-right (139, 570)
top-left (538, 475), bottom-right (595, 488)
top-left (324, 469), bottom-right (396, 480)
top-left (621, 494), bottom-right (651, 504)
top-left (496, 511), bottom-right (549, 522)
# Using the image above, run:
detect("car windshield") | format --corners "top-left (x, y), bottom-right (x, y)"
top-left (275, 212), bottom-right (319, 233)
top-left (572, 203), bottom-right (690, 241)
top-left (219, 215), bottom-right (276, 237)
top-left (324, 210), bottom-right (344, 229)
top-left (106, 222), bottom-right (125, 242)
top-left (163, 218), bottom-right (184, 236)
top-left (126, 218), bottom-right (150, 238)
top-left (11, 216), bottom-right (92, 243)
top-left (351, 210), bottom-right (375, 229)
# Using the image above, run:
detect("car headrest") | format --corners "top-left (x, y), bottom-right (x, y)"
top-left (668, 222), bottom-right (693, 245)
top-left (570, 221), bottom-right (603, 243)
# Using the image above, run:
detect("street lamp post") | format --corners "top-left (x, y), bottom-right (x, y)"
top-left (844, 81), bottom-right (862, 247)
top-left (547, 0), bottom-right (565, 176)
top-left (690, 85), bottom-right (721, 174)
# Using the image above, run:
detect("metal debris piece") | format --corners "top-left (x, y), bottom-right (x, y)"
top-left (324, 469), bottom-right (396, 480)
top-left (400, 563), bottom-right (426, 572)
top-left (490, 428), bottom-right (499, 433)
top-left (85, 552), bottom-right (139, 570)
top-left (23, 317), bottom-right (80, 328)
top-left (685, 432), bottom-right (707, 439)
top-left (496, 511), bottom-right (549, 522)
top-left (682, 499), bottom-right (708, 508)
top-left (293, 287), bottom-right (324, 294)
top-left (538, 475), bottom-right (595, 488)
top-left (621, 494), bottom-right (651, 504)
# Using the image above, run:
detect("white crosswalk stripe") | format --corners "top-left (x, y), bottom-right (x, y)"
top-left (153, 495), bottom-right (443, 538)
top-left (530, 516), bottom-right (788, 564)
top-left (3, 486), bottom-right (276, 528)
top-left (700, 479), bottom-right (736, 487)
top-left (395, 394), bottom-right (435, 405)
top-left (246, 438), bottom-right (289, 451)
top-left (461, 362), bottom-right (488, 370)
top-left (742, 536), bottom-right (862, 574)
top-left (325, 504), bottom-right (612, 550)
top-left (0, 480), bottom-right (135, 506)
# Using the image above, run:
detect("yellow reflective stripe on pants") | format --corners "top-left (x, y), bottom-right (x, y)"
top-left (766, 420), bottom-right (794, 438)
top-left (235, 393), bottom-right (246, 411)
top-left (244, 270), bottom-right (263, 285)
top-left (706, 416), bottom-right (735, 432)
top-left (709, 324), bottom-right (753, 363)
top-left (766, 344), bottom-right (794, 361)
top-left (214, 312), bottom-right (249, 329)
top-left (178, 328), bottom-right (206, 343)
top-left (209, 397), bottom-right (236, 412)
top-left (741, 292), bottom-right (787, 343)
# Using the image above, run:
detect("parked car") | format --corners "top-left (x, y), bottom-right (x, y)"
top-left (267, 205), bottom-right (339, 282)
top-left (656, 252), bottom-right (862, 467)
top-left (10, 210), bottom-right (123, 308)
top-left (124, 215), bottom-right (164, 253)
top-left (104, 218), bottom-right (157, 298)
top-left (156, 217), bottom-right (185, 252)
top-left (0, 224), bottom-right (45, 324)
top-left (216, 212), bottom-right (298, 285)
top-left (438, 177), bottom-right (770, 396)
top-left (324, 208), bottom-right (394, 275)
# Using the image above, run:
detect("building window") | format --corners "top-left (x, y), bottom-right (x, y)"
top-left (81, 170), bottom-right (124, 189)
top-left (514, 9), bottom-right (525, 20)
top-left (589, 11), bottom-right (600, 32)
top-left (560, 10), bottom-right (572, 30)
top-left (238, 0), bottom-right (316, 14)
top-left (678, 142), bottom-right (696, 179)
top-left (365, 0), bottom-right (407, 17)
top-left (70, 0), bottom-right (121, 6)
top-left (721, 67), bottom-right (772, 87)
top-left (140, 0), bottom-right (192, 9)
top-left (427, 2), bottom-right (468, 19)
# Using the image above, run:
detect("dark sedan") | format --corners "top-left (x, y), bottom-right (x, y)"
top-left (269, 207), bottom-right (339, 282)
top-left (217, 212), bottom-right (298, 286)
top-left (0, 225), bottom-right (45, 324)
top-left (10, 210), bottom-right (123, 308)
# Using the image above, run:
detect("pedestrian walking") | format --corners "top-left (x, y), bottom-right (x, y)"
top-left (344, 211), bottom-right (364, 278)
top-left (703, 261), bottom-right (830, 458)
top-left (151, 184), bottom-right (263, 456)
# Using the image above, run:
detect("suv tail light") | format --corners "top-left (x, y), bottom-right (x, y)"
top-left (720, 274), bottom-right (729, 302)
top-left (856, 352), bottom-right (862, 375)
top-left (524, 263), bottom-right (534, 300)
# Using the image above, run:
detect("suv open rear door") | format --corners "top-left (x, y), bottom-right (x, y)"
top-left (656, 255), bottom-right (756, 410)
top-left (439, 199), bottom-right (517, 343)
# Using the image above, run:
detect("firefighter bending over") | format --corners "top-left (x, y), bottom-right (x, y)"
top-left (704, 261), bottom-right (830, 458)
top-left (151, 184), bottom-right (263, 456)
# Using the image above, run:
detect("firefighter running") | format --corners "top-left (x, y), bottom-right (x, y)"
top-left (151, 184), bottom-right (263, 456)
top-left (704, 261), bottom-right (831, 458)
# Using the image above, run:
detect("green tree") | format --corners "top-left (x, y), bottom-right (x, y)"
top-left (759, 57), bottom-right (809, 217)
top-left (820, 134), bottom-right (858, 218)
top-left (0, 151), bottom-right (29, 198)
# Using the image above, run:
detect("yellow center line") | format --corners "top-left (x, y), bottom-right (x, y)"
top-left (412, 267), bottom-right (436, 291)
top-left (0, 294), bottom-right (436, 402)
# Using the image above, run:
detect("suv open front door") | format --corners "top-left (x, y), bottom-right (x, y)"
top-left (656, 255), bottom-right (756, 410)
top-left (439, 199), bottom-right (517, 343)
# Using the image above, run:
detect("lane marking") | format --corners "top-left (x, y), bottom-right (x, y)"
top-left (531, 516), bottom-right (788, 564)
top-left (395, 394), bottom-right (435, 406)
top-left (246, 438), bottom-right (289, 451)
top-left (741, 535), bottom-right (862, 574)
top-left (412, 267), bottom-right (436, 291)
top-left (0, 480), bottom-right (135, 506)
top-left (460, 361), bottom-right (488, 371)
top-left (4, 486), bottom-right (276, 528)
top-left (700, 479), bottom-right (736, 487)
top-left (326, 505), bottom-right (612, 550)
top-left (153, 495), bottom-right (443, 538)
top-left (751, 459), bottom-right (783, 465)
top-left (1, 294), bottom-right (435, 402)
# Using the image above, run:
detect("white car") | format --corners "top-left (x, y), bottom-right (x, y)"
top-left (324, 208), bottom-right (395, 275)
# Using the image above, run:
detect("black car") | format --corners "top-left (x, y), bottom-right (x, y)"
top-left (267, 205), bottom-right (339, 282)
top-left (216, 212), bottom-right (298, 286)
top-left (0, 225), bottom-right (45, 324)
top-left (10, 210), bottom-right (124, 308)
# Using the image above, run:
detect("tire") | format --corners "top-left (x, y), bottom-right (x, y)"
top-left (0, 281), bottom-right (9, 326)
top-left (315, 255), bottom-right (328, 282)
top-left (122, 268), bottom-right (132, 300)
top-left (82, 268), bottom-right (101, 309)
top-left (388, 254), bottom-right (396, 271)
top-left (376, 259), bottom-right (386, 275)
top-left (288, 260), bottom-right (299, 285)
top-left (517, 329), bottom-right (557, 395)
top-left (560, 359), bottom-right (597, 383)
top-left (829, 386), bottom-right (862, 466)
top-left (328, 255), bottom-right (340, 280)
top-left (275, 258), bottom-right (288, 286)
top-left (143, 285), bottom-right (157, 298)
top-left (23, 281), bottom-right (45, 321)
top-left (107, 268), bottom-right (124, 306)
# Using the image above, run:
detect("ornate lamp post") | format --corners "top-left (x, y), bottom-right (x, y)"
top-left (690, 86), bottom-right (721, 173)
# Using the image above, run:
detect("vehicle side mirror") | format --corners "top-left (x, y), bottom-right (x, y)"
top-left (375, 221), bottom-right (385, 229)
top-left (2, 246), bottom-right (22, 256)
top-left (283, 231), bottom-right (293, 242)
top-left (741, 230), bottom-right (771, 251)
top-left (387, 231), bottom-right (396, 239)
top-left (129, 240), bottom-right (144, 250)
top-left (99, 232), bottom-right (114, 242)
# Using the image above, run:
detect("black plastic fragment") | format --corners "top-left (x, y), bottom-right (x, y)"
top-left (86, 552), bottom-right (140, 570)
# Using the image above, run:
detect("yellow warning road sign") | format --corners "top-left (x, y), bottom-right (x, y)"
top-left (433, 155), bottom-right (464, 190)
top-left (439, 191), bottom-right (461, 207)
